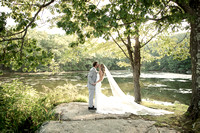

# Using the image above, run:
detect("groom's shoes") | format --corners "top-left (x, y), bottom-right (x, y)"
top-left (88, 106), bottom-right (97, 110)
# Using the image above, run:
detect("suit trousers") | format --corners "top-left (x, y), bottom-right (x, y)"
top-left (88, 88), bottom-right (95, 107)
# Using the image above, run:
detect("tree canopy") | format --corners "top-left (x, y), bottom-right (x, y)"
top-left (0, 0), bottom-right (199, 119)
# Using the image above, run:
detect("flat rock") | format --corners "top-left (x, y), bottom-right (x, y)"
top-left (53, 102), bottom-right (132, 121)
top-left (39, 120), bottom-right (177, 133)
top-left (38, 102), bottom-right (179, 133)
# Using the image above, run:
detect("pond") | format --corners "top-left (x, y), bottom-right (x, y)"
top-left (0, 70), bottom-right (192, 105)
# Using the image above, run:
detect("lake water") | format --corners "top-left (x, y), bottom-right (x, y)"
top-left (0, 70), bottom-right (192, 105)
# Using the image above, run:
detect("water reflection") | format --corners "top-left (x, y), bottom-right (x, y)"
top-left (0, 70), bottom-right (192, 105)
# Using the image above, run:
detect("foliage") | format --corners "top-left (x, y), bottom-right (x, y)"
top-left (0, 80), bottom-right (85, 132)
top-left (0, 0), bottom-right (55, 73)
top-left (0, 80), bottom-right (53, 132)
top-left (150, 32), bottom-right (190, 61)
top-left (1, 28), bottom-right (130, 73)
top-left (142, 32), bottom-right (191, 73)
top-left (56, 0), bottom-right (193, 103)
top-left (41, 83), bottom-right (84, 105)
top-left (0, 0), bottom-right (55, 41)
top-left (143, 56), bottom-right (191, 73)
top-left (49, 59), bottom-right (60, 74)
top-left (0, 0), bottom-right (191, 74)
top-left (0, 38), bottom-right (53, 72)
top-left (27, 30), bottom-right (129, 71)
top-left (57, 0), bottom-right (176, 43)
top-left (2, 29), bottom-right (190, 73)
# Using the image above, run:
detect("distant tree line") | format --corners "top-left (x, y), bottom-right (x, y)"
top-left (142, 56), bottom-right (191, 73)
top-left (1, 31), bottom-right (190, 73)
top-left (142, 32), bottom-right (191, 74)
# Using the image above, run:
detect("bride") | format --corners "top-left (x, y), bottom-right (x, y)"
top-left (93, 64), bottom-right (173, 115)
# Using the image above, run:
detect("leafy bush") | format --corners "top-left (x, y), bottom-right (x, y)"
top-left (0, 80), bottom-right (85, 132)
top-left (0, 80), bottom-right (53, 132)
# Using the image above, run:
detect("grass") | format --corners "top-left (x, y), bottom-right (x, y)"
top-left (129, 101), bottom-right (200, 132)
top-left (73, 95), bottom-right (88, 102)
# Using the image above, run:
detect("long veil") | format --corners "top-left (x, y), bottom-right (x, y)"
top-left (99, 65), bottom-right (173, 115)
top-left (105, 65), bottom-right (134, 102)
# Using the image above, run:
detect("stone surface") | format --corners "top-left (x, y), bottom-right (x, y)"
top-left (53, 102), bottom-right (131, 121)
top-left (38, 102), bottom-right (179, 133)
top-left (39, 120), bottom-right (177, 133)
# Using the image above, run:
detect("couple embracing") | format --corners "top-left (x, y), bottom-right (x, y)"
top-left (87, 61), bottom-right (173, 115)
top-left (87, 62), bottom-right (105, 111)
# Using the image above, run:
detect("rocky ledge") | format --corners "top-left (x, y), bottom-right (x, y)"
top-left (38, 102), bottom-right (179, 133)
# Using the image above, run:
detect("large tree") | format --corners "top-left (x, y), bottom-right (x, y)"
top-left (58, 0), bottom-right (200, 118)
top-left (147, 0), bottom-right (200, 120)
top-left (58, 0), bottom-right (200, 119)
top-left (57, 0), bottom-right (181, 103)
top-left (173, 0), bottom-right (200, 120)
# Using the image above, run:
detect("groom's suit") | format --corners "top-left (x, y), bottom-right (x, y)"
top-left (87, 67), bottom-right (97, 108)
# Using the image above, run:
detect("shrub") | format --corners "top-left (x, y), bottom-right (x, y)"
top-left (0, 80), bottom-right (55, 132)
top-left (0, 80), bottom-right (82, 132)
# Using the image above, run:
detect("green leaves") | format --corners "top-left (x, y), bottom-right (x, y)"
top-left (0, 80), bottom-right (67, 132)
top-left (86, 12), bottom-right (97, 21)
top-left (69, 42), bottom-right (79, 47)
top-left (89, 5), bottom-right (96, 10)
top-left (36, 47), bottom-right (41, 51)
top-left (149, 32), bottom-right (190, 61)
top-left (0, 38), bottom-right (53, 72)
top-left (0, 12), bottom-right (6, 33)
top-left (63, 8), bottom-right (72, 16)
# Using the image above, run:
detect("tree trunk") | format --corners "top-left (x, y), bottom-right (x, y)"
top-left (127, 35), bottom-right (141, 103)
top-left (187, 3), bottom-right (200, 120)
top-left (133, 36), bottom-right (141, 103)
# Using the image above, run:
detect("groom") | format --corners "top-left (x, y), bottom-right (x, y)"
top-left (87, 61), bottom-right (98, 110)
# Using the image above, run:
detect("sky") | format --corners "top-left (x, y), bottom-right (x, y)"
top-left (34, 9), bottom-right (66, 34)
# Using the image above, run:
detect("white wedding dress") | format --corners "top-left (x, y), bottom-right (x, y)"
top-left (95, 65), bottom-right (173, 115)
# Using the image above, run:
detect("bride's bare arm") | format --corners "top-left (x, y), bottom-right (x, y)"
top-left (93, 65), bottom-right (104, 84)
top-left (94, 73), bottom-right (104, 84)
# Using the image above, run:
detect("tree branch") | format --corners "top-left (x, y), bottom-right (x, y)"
top-left (0, 37), bottom-right (23, 42)
top-left (140, 28), bottom-right (151, 44)
top-left (177, 32), bottom-right (188, 44)
top-left (20, 0), bottom-right (55, 58)
top-left (97, 0), bottom-right (101, 6)
top-left (169, 5), bottom-right (184, 13)
top-left (0, 29), bottom-right (25, 38)
top-left (170, 0), bottom-right (193, 14)
top-left (0, 0), bottom-right (55, 42)
top-left (141, 27), bottom-right (166, 48)
top-left (109, 33), bottom-right (130, 60)
top-left (2, 1), bottom-right (40, 6)
top-left (116, 29), bottom-right (127, 46)
top-left (118, 21), bottom-right (135, 26)
top-left (126, 35), bottom-right (134, 66)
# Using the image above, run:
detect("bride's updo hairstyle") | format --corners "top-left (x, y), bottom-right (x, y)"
top-left (100, 64), bottom-right (105, 74)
